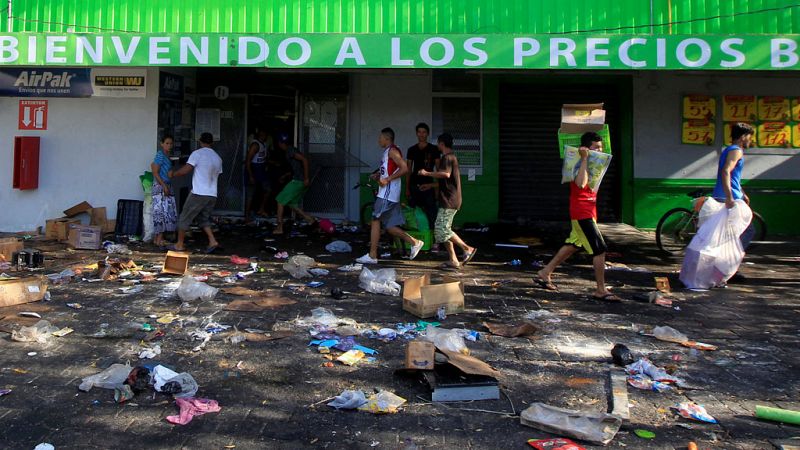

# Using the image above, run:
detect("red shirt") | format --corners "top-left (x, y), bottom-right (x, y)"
top-left (569, 182), bottom-right (597, 220)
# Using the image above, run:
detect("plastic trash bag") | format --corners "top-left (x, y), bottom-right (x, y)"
top-left (143, 192), bottom-right (154, 243)
top-left (309, 307), bottom-right (339, 327)
top-left (283, 255), bottom-right (316, 279)
top-left (325, 240), bottom-right (352, 253)
top-left (652, 325), bottom-right (689, 344)
top-left (358, 267), bottom-right (401, 296)
top-left (358, 390), bottom-right (407, 414)
top-left (680, 199), bottom-right (752, 289)
top-left (421, 325), bottom-right (469, 355)
top-left (79, 363), bottom-right (133, 392)
top-left (520, 402), bottom-right (622, 446)
top-left (625, 358), bottom-right (683, 384)
top-left (561, 146), bottom-right (613, 192)
top-left (327, 390), bottom-right (368, 409)
top-left (11, 320), bottom-right (59, 343)
top-left (176, 275), bottom-right (219, 302)
top-left (152, 365), bottom-right (198, 398)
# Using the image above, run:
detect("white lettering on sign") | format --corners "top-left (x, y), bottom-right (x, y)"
top-left (550, 38), bottom-right (577, 67)
top-left (111, 36), bottom-right (141, 64)
top-left (586, 38), bottom-right (610, 67)
top-left (771, 38), bottom-right (799, 68)
top-left (720, 38), bottom-right (745, 68)
top-left (463, 37), bottom-right (488, 67)
top-left (619, 38), bottom-right (647, 68)
top-left (676, 38), bottom-right (711, 67)
top-left (45, 36), bottom-right (68, 63)
top-left (149, 37), bottom-right (171, 64)
top-left (277, 38), bottom-right (311, 66)
top-left (420, 37), bottom-right (455, 66)
top-left (238, 37), bottom-right (268, 65)
top-left (0, 36), bottom-right (19, 63)
top-left (656, 38), bottom-right (667, 67)
top-left (513, 38), bottom-right (540, 66)
top-left (335, 37), bottom-right (366, 65)
top-left (180, 37), bottom-right (209, 64)
top-left (13, 70), bottom-right (75, 87)
top-left (218, 37), bottom-right (228, 64)
top-left (77, 36), bottom-right (104, 64)
top-left (391, 37), bottom-right (414, 66)
top-left (27, 35), bottom-right (37, 63)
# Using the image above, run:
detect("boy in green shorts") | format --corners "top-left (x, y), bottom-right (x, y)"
top-left (273, 134), bottom-right (316, 235)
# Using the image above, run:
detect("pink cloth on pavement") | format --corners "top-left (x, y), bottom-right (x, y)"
top-left (166, 397), bottom-right (221, 425)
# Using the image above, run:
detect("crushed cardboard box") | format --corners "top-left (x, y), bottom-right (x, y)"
top-left (402, 274), bottom-right (465, 319)
top-left (63, 201), bottom-right (93, 218)
top-left (0, 276), bottom-right (48, 308)
top-left (98, 258), bottom-right (138, 280)
top-left (560, 103), bottom-right (606, 134)
top-left (162, 251), bottom-right (189, 275)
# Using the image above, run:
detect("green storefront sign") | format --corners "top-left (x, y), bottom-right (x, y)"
top-left (3, 33), bottom-right (800, 70)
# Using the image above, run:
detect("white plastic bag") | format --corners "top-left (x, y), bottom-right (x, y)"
top-left (11, 320), bottom-right (59, 344)
top-left (283, 255), bottom-right (315, 279)
top-left (327, 390), bottom-right (368, 409)
top-left (358, 267), bottom-right (401, 296)
top-left (680, 199), bottom-right (752, 289)
top-left (153, 364), bottom-right (198, 398)
top-left (79, 363), bottom-right (132, 392)
top-left (176, 276), bottom-right (219, 302)
top-left (143, 193), bottom-right (154, 243)
top-left (652, 325), bottom-right (689, 344)
top-left (520, 402), bottom-right (622, 445)
top-left (421, 325), bottom-right (469, 355)
top-left (325, 240), bottom-right (353, 253)
top-left (561, 146), bottom-right (613, 192)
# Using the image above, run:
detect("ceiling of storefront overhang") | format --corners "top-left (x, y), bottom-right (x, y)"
top-left (3, 0), bottom-right (800, 35)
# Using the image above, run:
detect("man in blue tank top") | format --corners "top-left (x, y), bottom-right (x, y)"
top-left (713, 123), bottom-right (754, 209)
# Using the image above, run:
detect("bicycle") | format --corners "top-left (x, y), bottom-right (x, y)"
top-left (655, 189), bottom-right (766, 255)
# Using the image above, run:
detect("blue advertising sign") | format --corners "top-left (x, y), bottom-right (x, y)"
top-left (0, 68), bottom-right (92, 97)
top-left (159, 71), bottom-right (184, 101)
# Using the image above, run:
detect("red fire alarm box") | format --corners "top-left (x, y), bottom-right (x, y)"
top-left (13, 136), bottom-right (40, 190)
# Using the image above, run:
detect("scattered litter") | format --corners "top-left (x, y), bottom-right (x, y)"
top-left (611, 344), bottom-right (635, 366)
top-left (625, 358), bottom-right (683, 385)
top-left (359, 267), bottom-right (401, 296)
top-left (176, 276), bottom-right (219, 302)
top-left (358, 391), bottom-right (406, 414)
top-left (682, 341), bottom-right (718, 351)
top-left (652, 325), bottom-right (689, 344)
top-left (79, 363), bottom-right (132, 391)
top-left (114, 385), bottom-right (135, 403)
top-left (156, 313), bottom-right (179, 324)
top-left (52, 327), bottom-right (74, 337)
top-left (274, 251), bottom-right (289, 259)
top-left (325, 240), bottom-right (353, 253)
top-left (627, 374), bottom-right (673, 392)
top-left (27, 352), bottom-right (37, 356)
top-left (527, 438), bottom-right (584, 450)
top-left (520, 403), bottom-right (622, 446)
top-left (634, 429), bottom-right (656, 439)
top-left (755, 405), bottom-right (800, 426)
top-left (153, 365), bottom-right (199, 398)
top-left (483, 321), bottom-right (538, 339)
top-left (230, 255), bottom-right (250, 265)
top-left (34, 444), bottom-right (55, 450)
top-left (11, 320), bottom-right (59, 343)
top-left (307, 281), bottom-right (325, 288)
top-left (338, 263), bottom-right (363, 272)
top-left (0, 389), bottom-right (10, 397)
top-left (138, 344), bottom-right (162, 359)
top-left (524, 310), bottom-right (561, 323)
top-left (422, 325), bottom-right (469, 355)
top-left (283, 255), bottom-right (316, 279)
top-left (327, 390), bottom-right (368, 409)
top-left (605, 262), bottom-right (651, 273)
top-left (166, 397), bottom-right (221, 425)
top-left (337, 349), bottom-right (366, 366)
top-left (105, 243), bottom-right (133, 255)
top-left (672, 402), bottom-right (718, 423)
top-left (309, 268), bottom-right (329, 277)
top-left (19, 311), bottom-right (41, 318)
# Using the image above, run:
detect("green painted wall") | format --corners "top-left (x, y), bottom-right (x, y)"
top-left (4, 0), bottom-right (800, 34)
top-left (633, 178), bottom-right (800, 235)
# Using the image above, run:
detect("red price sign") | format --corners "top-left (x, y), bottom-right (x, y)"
top-left (682, 95), bottom-right (715, 120)
top-left (757, 96), bottom-right (790, 121)
top-left (723, 95), bottom-right (756, 122)
top-left (757, 122), bottom-right (791, 148)
top-left (682, 120), bottom-right (715, 146)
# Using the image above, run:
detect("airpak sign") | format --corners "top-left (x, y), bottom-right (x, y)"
top-left (0, 68), bottom-right (92, 97)
top-left (2, 33), bottom-right (800, 70)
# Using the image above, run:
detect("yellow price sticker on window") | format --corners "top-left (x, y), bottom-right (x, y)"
top-left (682, 95), bottom-right (715, 119)
top-left (792, 123), bottom-right (800, 148)
top-left (791, 98), bottom-right (800, 122)
top-left (682, 120), bottom-right (715, 145)
top-left (757, 96), bottom-right (790, 121)
top-left (757, 122), bottom-right (791, 148)
top-left (723, 95), bottom-right (757, 122)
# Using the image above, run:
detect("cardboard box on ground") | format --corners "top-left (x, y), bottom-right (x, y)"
top-left (67, 224), bottom-right (102, 250)
top-left (44, 202), bottom-right (113, 241)
top-left (0, 238), bottom-right (24, 262)
top-left (405, 341), bottom-right (435, 370)
top-left (45, 218), bottom-right (81, 241)
top-left (162, 251), bottom-right (189, 275)
top-left (0, 276), bottom-right (48, 307)
top-left (402, 274), bottom-right (465, 319)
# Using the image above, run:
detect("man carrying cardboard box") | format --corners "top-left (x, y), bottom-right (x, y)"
top-left (534, 132), bottom-right (621, 302)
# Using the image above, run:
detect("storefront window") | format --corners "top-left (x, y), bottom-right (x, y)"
top-left (432, 71), bottom-right (482, 173)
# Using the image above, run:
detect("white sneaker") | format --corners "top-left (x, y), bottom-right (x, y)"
top-left (409, 240), bottom-right (424, 260)
top-left (356, 254), bottom-right (378, 264)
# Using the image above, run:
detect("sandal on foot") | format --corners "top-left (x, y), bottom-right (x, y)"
top-left (461, 249), bottom-right (478, 265)
top-left (592, 293), bottom-right (622, 302)
top-left (533, 277), bottom-right (558, 291)
top-left (204, 245), bottom-right (219, 254)
top-left (439, 262), bottom-right (461, 271)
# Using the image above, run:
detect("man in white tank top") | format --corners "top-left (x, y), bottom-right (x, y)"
top-left (245, 130), bottom-right (271, 219)
top-left (356, 128), bottom-right (424, 265)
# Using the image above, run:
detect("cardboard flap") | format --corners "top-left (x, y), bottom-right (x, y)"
top-left (402, 274), bottom-right (430, 300)
top-left (63, 201), bottom-right (93, 218)
top-left (162, 251), bottom-right (190, 275)
top-left (561, 103), bottom-right (605, 123)
top-left (420, 281), bottom-right (463, 302)
top-left (440, 349), bottom-right (502, 379)
top-left (441, 276), bottom-right (465, 295)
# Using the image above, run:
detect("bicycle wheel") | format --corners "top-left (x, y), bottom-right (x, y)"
top-left (656, 207), bottom-right (696, 255)
top-left (751, 212), bottom-right (767, 242)
top-left (360, 202), bottom-right (375, 227)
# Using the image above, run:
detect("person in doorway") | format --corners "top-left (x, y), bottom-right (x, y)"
top-left (533, 131), bottom-right (621, 302)
top-left (273, 133), bottom-right (317, 235)
top-left (168, 132), bottom-right (224, 253)
top-left (406, 123), bottom-right (442, 250)
top-left (356, 128), bottom-right (425, 264)
top-left (245, 129), bottom-right (273, 220)
top-left (151, 135), bottom-right (178, 247)
top-left (418, 133), bottom-right (476, 270)
top-left (713, 122), bottom-right (756, 247)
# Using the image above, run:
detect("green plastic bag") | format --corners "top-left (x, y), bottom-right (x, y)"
top-left (140, 171), bottom-right (154, 193)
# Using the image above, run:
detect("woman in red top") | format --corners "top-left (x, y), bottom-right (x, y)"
top-left (533, 132), bottom-right (621, 302)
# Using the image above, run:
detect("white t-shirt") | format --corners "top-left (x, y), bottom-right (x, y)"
top-left (187, 147), bottom-right (223, 197)
top-left (377, 145), bottom-right (403, 203)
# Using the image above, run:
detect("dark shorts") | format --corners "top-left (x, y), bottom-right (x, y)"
top-left (250, 163), bottom-right (270, 190)
top-left (178, 193), bottom-right (216, 230)
top-left (372, 198), bottom-right (405, 229)
top-left (566, 219), bottom-right (607, 256)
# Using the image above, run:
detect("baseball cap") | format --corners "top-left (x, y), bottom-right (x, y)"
top-left (198, 132), bottom-right (214, 144)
